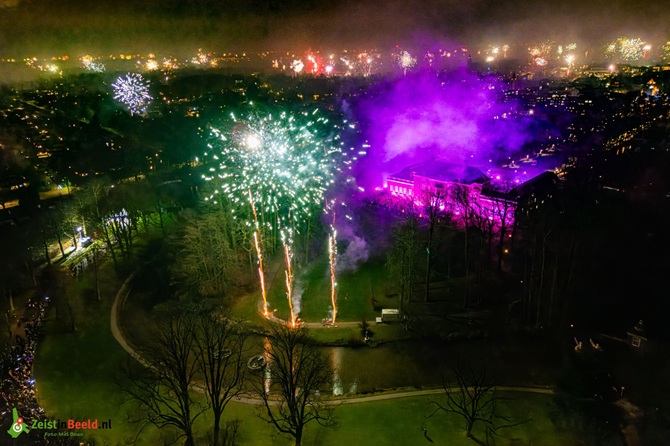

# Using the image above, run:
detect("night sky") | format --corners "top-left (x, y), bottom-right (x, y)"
top-left (0, 0), bottom-right (669, 55)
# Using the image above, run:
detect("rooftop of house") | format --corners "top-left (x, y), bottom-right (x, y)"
top-left (388, 159), bottom-right (490, 185)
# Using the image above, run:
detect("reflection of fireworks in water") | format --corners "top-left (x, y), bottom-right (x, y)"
top-left (263, 337), bottom-right (272, 394)
top-left (331, 347), bottom-right (343, 396)
top-left (112, 73), bottom-right (152, 116)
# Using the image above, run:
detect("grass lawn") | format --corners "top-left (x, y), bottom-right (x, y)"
top-left (33, 266), bottom-right (170, 445)
top-left (261, 256), bottom-right (399, 324)
top-left (282, 392), bottom-right (576, 446)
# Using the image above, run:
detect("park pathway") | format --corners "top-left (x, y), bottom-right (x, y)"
top-left (110, 270), bottom-right (151, 368)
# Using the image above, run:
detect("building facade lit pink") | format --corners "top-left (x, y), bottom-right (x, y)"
top-left (384, 159), bottom-right (517, 228)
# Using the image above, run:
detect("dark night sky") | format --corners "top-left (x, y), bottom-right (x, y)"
top-left (0, 0), bottom-right (668, 55)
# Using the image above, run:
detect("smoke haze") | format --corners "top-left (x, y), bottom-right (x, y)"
top-left (1, 0), bottom-right (669, 56)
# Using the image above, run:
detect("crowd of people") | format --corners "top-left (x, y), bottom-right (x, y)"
top-left (1, 295), bottom-right (49, 429)
top-left (0, 295), bottom-right (92, 445)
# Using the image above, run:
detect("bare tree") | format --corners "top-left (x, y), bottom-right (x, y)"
top-left (123, 314), bottom-right (204, 446)
top-left (254, 324), bottom-right (336, 446)
top-left (193, 311), bottom-right (247, 446)
top-left (491, 193), bottom-right (516, 272)
top-left (468, 200), bottom-right (495, 299)
top-left (386, 215), bottom-right (419, 309)
top-left (451, 184), bottom-right (475, 307)
top-left (83, 179), bottom-right (118, 268)
top-left (429, 362), bottom-right (524, 443)
top-left (420, 183), bottom-right (450, 302)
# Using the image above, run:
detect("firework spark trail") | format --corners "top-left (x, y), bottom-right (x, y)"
top-left (325, 199), bottom-right (338, 324)
top-left (204, 109), bottom-right (346, 325)
top-left (281, 228), bottom-right (297, 327)
top-left (249, 190), bottom-right (269, 317)
top-left (328, 226), bottom-right (338, 325)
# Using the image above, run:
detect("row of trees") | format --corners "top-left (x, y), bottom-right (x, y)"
top-left (0, 174), bottom-right (195, 300)
top-left (383, 147), bottom-right (667, 340)
top-left (126, 305), bottom-right (527, 445)
top-left (124, 307), bottom-right (334, 446)
top-left (385, 182), bottom-right (517, 309)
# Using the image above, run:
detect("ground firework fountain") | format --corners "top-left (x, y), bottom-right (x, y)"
top-left (281, 228), bottom-right (297, 327)
top-left (249, 191), bottom-right (269, 317)
top-left (328, 214), bottom-right (338, 325)
top-left (203, 109), bottom-right (347, 324)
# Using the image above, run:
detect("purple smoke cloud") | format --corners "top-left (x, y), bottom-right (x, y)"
top-left (351, 71), bottom-right (540, 190)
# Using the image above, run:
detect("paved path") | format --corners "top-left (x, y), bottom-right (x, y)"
top-left (110, 270), bottom-right (150, 368)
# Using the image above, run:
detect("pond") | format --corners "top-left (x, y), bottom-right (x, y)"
top-left (249, 334), bottom-right (559, 395)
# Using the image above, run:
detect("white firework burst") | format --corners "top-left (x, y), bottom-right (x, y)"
top-left (112, 73), bottom-right (152, 116)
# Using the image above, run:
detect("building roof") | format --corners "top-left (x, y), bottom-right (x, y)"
top-left (511, 170), bottom-right (559, 197)
top-left (389, 160), bottom-right (490, 185)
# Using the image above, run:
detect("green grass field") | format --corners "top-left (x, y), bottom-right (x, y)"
top-left (34, 266), bottom-right (169, 445)
top-left (257, 255), bottom-right (399, 324)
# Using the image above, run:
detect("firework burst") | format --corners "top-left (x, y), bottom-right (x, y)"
top-left (112, 73), bottom-right (152, 116)
top-left (205, 110), bottom-right (341, 228)
top-left (398, 50), bottom-right (417, 76)
top-left (81, 55), bottom-right (106, 72)
top-left (291, 59), bottom-right (304, 74)
top-left (605, 37), bottom-right (646, 62)
top-left (204, 109), bottom-right (344, 322)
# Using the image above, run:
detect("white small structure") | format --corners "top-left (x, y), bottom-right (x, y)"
top-left (380, 308), bottom-right (401, 323)
top-left (627, 320), bottom-right (648, 349)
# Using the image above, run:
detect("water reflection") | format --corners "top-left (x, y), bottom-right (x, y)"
top-left (263, 336), bottom-right (272, 394)
top-left (331, 347), bottom-right (343, 396)
top-left (249, 335), bottom-right (555, 395)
